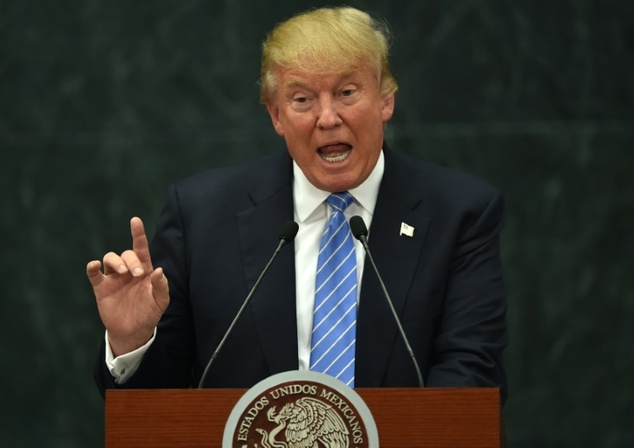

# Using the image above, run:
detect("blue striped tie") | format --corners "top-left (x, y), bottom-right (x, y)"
top-left (310, 192), bottom-right (357, 387)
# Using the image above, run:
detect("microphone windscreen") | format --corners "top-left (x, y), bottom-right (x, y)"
top-left (349, 215), bottom-right (368, 239)
top-left (279, 220), bottom-right (299, 242)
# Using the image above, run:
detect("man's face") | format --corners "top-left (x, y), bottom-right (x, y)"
top-left (266, 62), bottom-right (395, 192)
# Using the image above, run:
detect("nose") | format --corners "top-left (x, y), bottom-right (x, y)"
top-left (316, 97), bottom-right (342, 129)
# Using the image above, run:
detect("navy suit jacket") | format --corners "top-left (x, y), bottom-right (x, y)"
top-left (95, 146), bottom-right (508, 402)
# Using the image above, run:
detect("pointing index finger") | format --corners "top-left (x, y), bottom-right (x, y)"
top-left (130, 217), bottom-right (153, 271)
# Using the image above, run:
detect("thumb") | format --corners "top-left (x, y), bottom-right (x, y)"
top-left (150, 267), bottom-right (170, 310)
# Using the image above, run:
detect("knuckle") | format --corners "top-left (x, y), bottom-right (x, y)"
top-left (103, 252), bottom-right (118, 262)
top-left (120, 250), bottom-right (137, 260)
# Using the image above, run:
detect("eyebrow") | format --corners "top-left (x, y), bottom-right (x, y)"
top-left (283, 80), bottom-right (310, 90)
top-left (282, 70), bottom-right (359, 92)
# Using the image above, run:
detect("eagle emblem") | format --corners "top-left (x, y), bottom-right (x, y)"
top-left (254, 397), bottom-right (349, 448)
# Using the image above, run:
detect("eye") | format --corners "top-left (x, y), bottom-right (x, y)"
top-left (289, 93), bottom-right (313, 111)
top-left (291, 91), bottom-right (313, 104)
top-left (338, 86), bottom-right (359, 103)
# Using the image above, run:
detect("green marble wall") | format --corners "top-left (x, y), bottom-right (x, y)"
top-left (1, 1), bottom-right (632, 446)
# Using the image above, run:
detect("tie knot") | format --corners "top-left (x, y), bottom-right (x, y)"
top-left (326, 192), bottom-right (354, 213)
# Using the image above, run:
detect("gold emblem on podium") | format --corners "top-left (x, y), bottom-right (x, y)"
top-left (223, 371), bottom-right (379, 448)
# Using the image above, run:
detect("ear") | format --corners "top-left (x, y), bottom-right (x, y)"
top-left (266, 102), bottom-right (285, 137)
top-left (380, 93), bottom-right (395, 123)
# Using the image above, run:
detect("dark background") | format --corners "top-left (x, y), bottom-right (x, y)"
top-left (1, 0), bottom-right (632, 446)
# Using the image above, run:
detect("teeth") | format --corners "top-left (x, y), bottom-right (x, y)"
top-left (320, 148), bottom-right (350, 163)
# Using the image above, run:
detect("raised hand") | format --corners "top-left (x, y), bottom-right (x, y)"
top-left (86, 217), bottom-right (170, 356)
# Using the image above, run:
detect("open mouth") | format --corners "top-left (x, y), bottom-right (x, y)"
top-left (318, 143), bottom-right (352, 163)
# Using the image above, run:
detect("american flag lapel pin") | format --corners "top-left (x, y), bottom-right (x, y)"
top-left (400, 222), bottom-right (415, 237)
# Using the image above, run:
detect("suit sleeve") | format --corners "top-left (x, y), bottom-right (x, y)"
top-left (425, 191), bottom-right (509, 403)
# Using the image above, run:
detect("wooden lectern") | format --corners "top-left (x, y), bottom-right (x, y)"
top-left (105, 387), bottom-right (501, 447)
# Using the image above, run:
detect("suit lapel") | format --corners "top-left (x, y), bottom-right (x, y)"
top-left (356, 149), bottom-right (432, 386)
top-left (235, 152), bottom-right (299, 375)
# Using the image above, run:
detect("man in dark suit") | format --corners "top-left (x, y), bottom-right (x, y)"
top-left (88, 7), bottom-right (508, 402)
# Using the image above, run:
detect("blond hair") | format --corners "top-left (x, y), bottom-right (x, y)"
top-left (260, 7), bottom-right (398, 104)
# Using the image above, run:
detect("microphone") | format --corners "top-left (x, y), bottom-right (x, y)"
top-left (197, 220), bottom-right (299, 388)
top-left (349, 215), bottom-right (425, 388)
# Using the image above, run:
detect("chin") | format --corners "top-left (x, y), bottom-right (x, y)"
top-left (319, 179), bottom-right (358, 193)
top-left (309, 168), bottom-right (363, 193)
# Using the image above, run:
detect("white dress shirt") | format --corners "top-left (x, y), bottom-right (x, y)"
top-left (106, 151), bottom-right (384, 383)
top-left (293, 151), bottom-right (383, 369)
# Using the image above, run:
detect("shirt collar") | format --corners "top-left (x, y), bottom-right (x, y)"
top-left (293, 150), bottom-right (384, 223)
